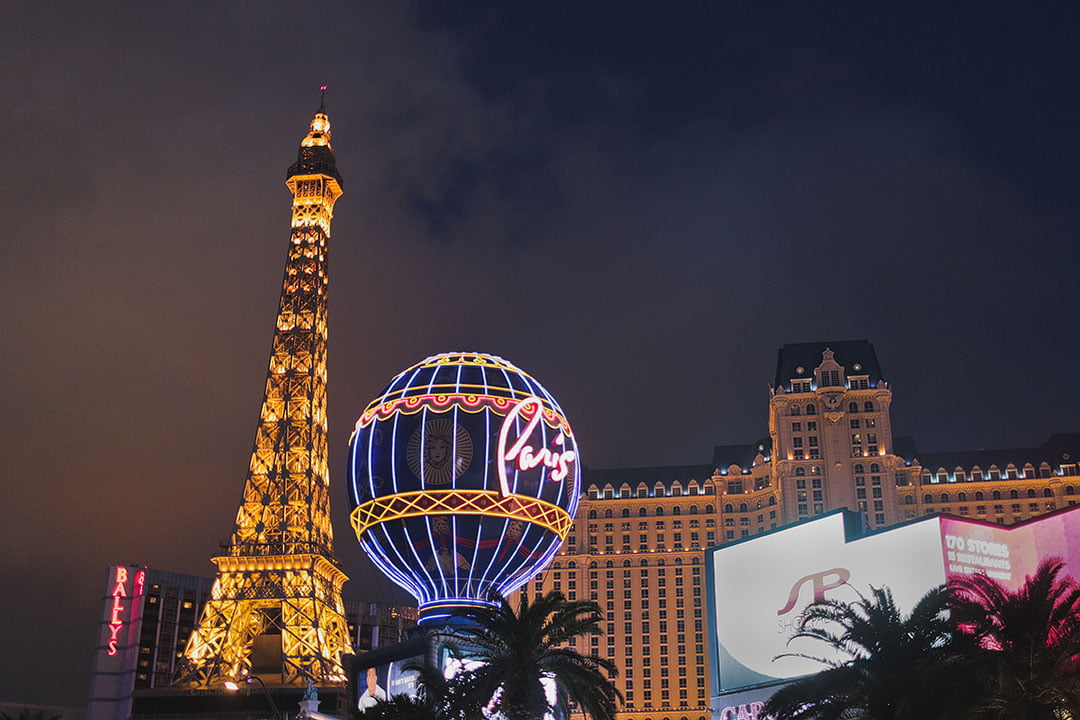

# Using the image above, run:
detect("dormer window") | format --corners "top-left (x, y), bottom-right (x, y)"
top-left (791, 380), bottom-right (812, 393)
top-left (849, 375), bottom-right (870, 390)
top-left (820, 369), bottom-right (842, 387)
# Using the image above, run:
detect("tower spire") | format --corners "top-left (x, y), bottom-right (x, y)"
top-left (178, 102), bottom-right (350, 688)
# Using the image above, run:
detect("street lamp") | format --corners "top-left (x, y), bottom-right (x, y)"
top-left (224, 674), bottom-right (282, 720)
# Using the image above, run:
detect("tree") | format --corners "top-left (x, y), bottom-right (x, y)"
top-left (762, 584), bottom-right (960, 720)
top-left (949, 558), bottom-right (1080, 720)
top-left (456, 590), bottom-right (621, 720)
top-left (363, 658), bottom-right (484, 720)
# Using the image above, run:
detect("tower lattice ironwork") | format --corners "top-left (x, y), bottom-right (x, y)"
top-left (178, 101), bottom-right (351, 688)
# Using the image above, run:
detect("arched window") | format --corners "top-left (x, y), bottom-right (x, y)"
top-left (848, 402), bottom-right (859, 413)
top-left (639, 508), bottom-right (648, 516)
top-left (864, 401), bottom-right (875, 412)
top-left (940, 493), bottom-right (950, 503)
top-left (810, 465), bottom-right (821, 475)
top-left (673, 506), bottom-right (681, 515)
top-left (588, 510), bottom-right (597, 519)
top-left (768, 496), bottom-right (777, 505)
top-left (724, 504), bottom-right (733, 513)
top-left (739, 502), bottom-right (749, 512)
top-left (958, 492), bottom-right (967, 502)
top-left (640, 559), bottom-right (648, 566)
top-left (975, 491), bottom-right (984, 501)
top-left (656, 507), bottom-right (664, 516)
top-left (689, 505), bottom-right (698, 514)
top-left (705, 504), bottom-right (714, 513)
top-left (1044, 488), bottom-right (1054, 497)
top-left (1027, 489), bottom-right (1037, 498)
top-left (806, 403), bottom-right (817, 415)
top-left (854, 464), bottom-right (865, 474)
top-left (604, 509), bottom-right (613, 518)
top-left (756, 500), bottom-right (763, 509)
top-left (1010, 490), bottom-right (1019, 499)
top-left (606, 560), bottom-right (614, 567)
top-left (791, 405), bottom-right (802, 416)
top-left (795, 467), bottom-right (806, 476)
top-left (904, 496), bottom-right (914, 505)
top-left (993, 490), bottom-right (1001, 500)
top-left (622, 508), bottom-right (630, 518)
top-left (1067, 486), bottom-right (1076, 495)
top-left (870, 463), bottom-right (880, 473)
top-left (568, 561), bottom-right (577, 568)
top-left (623, 559), bottom-right (631, 567)
top-left (924, 494), bottom-right (933, 504)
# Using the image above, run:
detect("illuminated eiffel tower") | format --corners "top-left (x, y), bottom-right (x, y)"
top-left (178, 96), bottom-right (351, 688)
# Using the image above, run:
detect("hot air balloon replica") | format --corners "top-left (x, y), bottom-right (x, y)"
top-left (347, 352), bottom-right (581, 624)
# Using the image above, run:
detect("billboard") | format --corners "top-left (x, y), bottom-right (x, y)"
top-left (708, 507), bottom-right (1080, 694)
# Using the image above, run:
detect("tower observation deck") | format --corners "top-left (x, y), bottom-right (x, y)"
top-left (177, 100), bottom-right (351, 688)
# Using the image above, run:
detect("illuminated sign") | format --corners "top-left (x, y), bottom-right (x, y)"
top-left (708, 507), bottom-right (1080, 693)
top-left (497, 395), bottom-right (577, 496)
top-left (105, 566), bottom-right (146, 656)
top-left (347, 352), bottom-right (581, 623)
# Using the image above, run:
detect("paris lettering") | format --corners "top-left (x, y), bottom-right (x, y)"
top-left (497, 396), bottom-right (577, 497)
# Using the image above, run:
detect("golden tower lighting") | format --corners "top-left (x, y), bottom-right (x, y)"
top-left (178, 95), bottom-right (351, 688)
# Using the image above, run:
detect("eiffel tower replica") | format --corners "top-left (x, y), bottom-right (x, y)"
top-left (175, 95), bottom-right (352, 691)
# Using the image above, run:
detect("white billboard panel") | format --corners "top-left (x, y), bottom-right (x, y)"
top-left (708, 511), bottom-right (945, 692)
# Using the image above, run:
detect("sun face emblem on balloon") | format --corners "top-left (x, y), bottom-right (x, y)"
top-left (406, 418), bottom-right (473, 485)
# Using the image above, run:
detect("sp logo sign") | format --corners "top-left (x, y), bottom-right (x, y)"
top-left (776, 568), bottom-right (850, 616)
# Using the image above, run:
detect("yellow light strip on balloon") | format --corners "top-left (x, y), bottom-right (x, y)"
top-left (350, 489), bottom-right (574, 539)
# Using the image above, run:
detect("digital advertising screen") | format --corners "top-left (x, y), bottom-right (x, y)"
top-left (708, 506), bottom-right (1080, 696)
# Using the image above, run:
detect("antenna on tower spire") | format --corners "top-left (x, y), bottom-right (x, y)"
top-left (319, 85), bottom-right (327, 111)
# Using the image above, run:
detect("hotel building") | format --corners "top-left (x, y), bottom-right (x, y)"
top-left (531, 339), bottom-right (1079, 720)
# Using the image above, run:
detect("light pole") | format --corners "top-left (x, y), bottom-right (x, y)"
top-left (224, 675), bottom-right (282, 720)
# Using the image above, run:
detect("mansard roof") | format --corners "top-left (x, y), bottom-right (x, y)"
top-left (712, 437), bottom-right (772, 472)
top-left (774, 339), bottom-right (884, 390)
top-left (583, 464), bottom-right (714, 491)
top-left (903, 433), bottom-right (1080, 472)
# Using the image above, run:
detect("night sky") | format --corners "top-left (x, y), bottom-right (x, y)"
top-left (2, 1), bottom-right (1078, 708)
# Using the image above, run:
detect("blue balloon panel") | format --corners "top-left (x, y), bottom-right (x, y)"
top-left (347, 352), bottom-right (581, 623)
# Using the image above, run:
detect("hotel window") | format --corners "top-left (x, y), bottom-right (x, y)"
top-left (798, 504), bottom-right (808, 516)
top-left (875, 512), bottom-right (886, 524)
top-left (865, 417), bottom-right (876, 428)
top-left (792, 422), bottom-right (802, 432)
top-left (807, 421), bottom-right (817, 431)
top-left (813, 503), bottom-right (824, 514)
top-left (850, 418), bottom-right (861, 429)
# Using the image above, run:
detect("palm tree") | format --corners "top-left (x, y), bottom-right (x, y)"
top-left (762, 584), bottom-right (960, 720)
top-left (363, 658), bottom-right (484, 720)
top-left (455, 590), bottom-right (621, 720)
top-left (948, 558), bottom-right (1080, 720)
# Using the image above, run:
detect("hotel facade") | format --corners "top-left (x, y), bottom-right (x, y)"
top-left (530, 339), bottom-right (1079, 720)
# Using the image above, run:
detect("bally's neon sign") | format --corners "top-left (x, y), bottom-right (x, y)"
top-left (496, 396), bottom-right (577, 497)
top-left (107, 566), bottom-right (146, 656)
